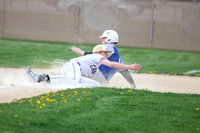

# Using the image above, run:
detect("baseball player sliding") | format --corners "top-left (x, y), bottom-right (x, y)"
top-left (27, 44), bottom-right (141, 88)
top-left (71, 30), bottom-right (137, 88)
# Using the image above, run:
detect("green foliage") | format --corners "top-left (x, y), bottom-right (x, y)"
top-left (0, 39), bottom-right (92, 67)
top-left (118, 47), bottom-right (200, 75)
top-left (0, 88), bottom-right (199, 133)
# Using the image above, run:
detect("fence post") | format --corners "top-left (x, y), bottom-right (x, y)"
top-left (73, 0), bottom-right (80, 44)
top-left (0, 0), bottom-right (5, 38)
top-left (149, 0), bottom-right (157, 49)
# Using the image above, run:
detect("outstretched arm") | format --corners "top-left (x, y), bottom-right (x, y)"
top-left (70, 46), bottom-right (85, 55)
top-left (71, 46), bottom-right (92, 56)
top-left (100, 58), bottom-right (141, 70)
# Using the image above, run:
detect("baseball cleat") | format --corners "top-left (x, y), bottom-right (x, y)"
top-left (37, 74), bottom-right (50, 83)
top-left (26, 66), bottom-right (38, 83)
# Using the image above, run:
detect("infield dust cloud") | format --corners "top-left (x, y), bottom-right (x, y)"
top-left (0, 67), bottom-right (81, 90)
top-left (42, 59), bottom-right (66, 68)
top-left (0, 59), bottom-right (85, 90)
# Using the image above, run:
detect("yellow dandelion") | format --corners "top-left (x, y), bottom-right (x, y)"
top-left (88, 92), bottom-right (91, 94)
top-left (46, 98), bottom-right (50, 102)
top-left (145, 88), bottom-right (148, 90)
top-left (15, 114), bottom-right (18, 117)
top-left (195, 108), bottom-right (199, 110)
top-left (40, 106), bottom-right (43, 109)
top-left (110, 89), bottom-right (112, 91)
top-left (64, 99), bottom-right (67, 103)
top-left (28, 99), bottom-right (33, 102)
top-left (36, 100), bottom-right (41, 104)
top-left (19, 100), bottom-right (23, 103)
top-left (128, 90), bottom-right (133, 92)
top-left (77, 99), bottom-right (80, 101)
top-left (76, 108), bottom-right (79, 111)
top-left (50, 99), bottom-right (56, 102)
top-left (42, 103), bottom-right (45, 107)
top-left (149, 71), bottom-right (153, 74)
top-left (82, 91), bottom-right (86, 94)
top-left (74, 91), bottom-right (78, 95)
top-left (0, 110), bottom-right (2, 113)
top-left (87, 98), bottom-right (90, 100)
top-left (61, 94), bottom-right (64, 97)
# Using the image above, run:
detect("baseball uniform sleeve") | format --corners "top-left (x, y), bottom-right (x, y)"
top-left (84, 52), bottom-right (93, 55)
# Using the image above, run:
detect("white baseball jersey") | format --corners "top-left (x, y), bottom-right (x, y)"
top-left (49, 54), bottom-right (105, 88)
top-left (71, 54), bottom-right (105, 76)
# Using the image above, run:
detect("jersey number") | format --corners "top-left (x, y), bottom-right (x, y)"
top-left (90, 65), bottom-right (97, 74)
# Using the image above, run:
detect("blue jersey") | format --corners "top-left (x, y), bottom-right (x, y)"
top-left (99, 45), bottom-right (122, 80)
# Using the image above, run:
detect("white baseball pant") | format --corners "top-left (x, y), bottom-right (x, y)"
top-left (49, 60), bottom-right (101, 88)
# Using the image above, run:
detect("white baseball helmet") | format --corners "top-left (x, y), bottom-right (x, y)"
top-left (99, 30), bottom-right (119, 44)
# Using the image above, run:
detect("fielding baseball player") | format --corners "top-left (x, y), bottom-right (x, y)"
top-left (27, 44), bottom-right (141, 88)
top-left (71, 30), bottom-right (137, 88)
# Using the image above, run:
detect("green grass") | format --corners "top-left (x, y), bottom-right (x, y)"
top-left (0, 39), bottom-right (200, 132)
top-left (0, 88), bottom-right (199, 133)
top-left (0, 39), bottom-right (200, 75)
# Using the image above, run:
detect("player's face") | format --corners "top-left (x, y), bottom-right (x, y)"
top-left (101, 37), bottom-right (107, 44)
top-left (100, 51), bottom-right (108, 58)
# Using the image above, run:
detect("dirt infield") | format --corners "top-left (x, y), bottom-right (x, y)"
top-left (0, 68), bottom-right (200, 103)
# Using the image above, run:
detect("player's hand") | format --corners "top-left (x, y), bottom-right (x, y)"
top-left (71, 46), bottom-right (85, 56)
top-left (129, 63), bottom-right (141, 70)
